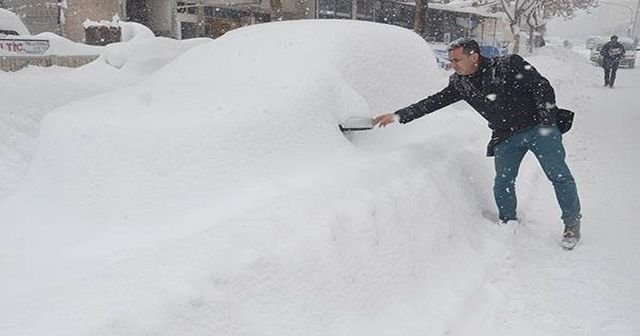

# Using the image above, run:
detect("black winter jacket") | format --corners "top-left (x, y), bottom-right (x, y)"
top-left (599, 41), bottom-right (626, 64)
top-left (395, 54), bottom-right (558, 156)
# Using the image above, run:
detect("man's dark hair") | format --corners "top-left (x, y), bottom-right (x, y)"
top-left (448, 38), bottom-right (481, 56)
top-left (611, 35), bottom-right (618, 41)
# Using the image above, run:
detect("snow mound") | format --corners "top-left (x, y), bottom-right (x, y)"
top-left (98, 35), bottom-right (208, 74)
top-left (120, 21), bottom-right (156, 41)
top-left (3, 19), bottom-right (438, 235)
top-left (1, 21), bottom-right (452, 335)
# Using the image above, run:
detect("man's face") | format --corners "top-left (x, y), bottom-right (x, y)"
top-left (448, 47), bottom-right (480, 75)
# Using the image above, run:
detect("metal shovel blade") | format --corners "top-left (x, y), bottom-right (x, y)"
top-left (339, 116), bottom-right (375, 132)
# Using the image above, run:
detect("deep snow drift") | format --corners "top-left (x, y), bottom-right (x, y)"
top-left (1, 20), bottom-right (639, 335)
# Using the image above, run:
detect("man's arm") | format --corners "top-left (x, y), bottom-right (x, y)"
top-left (373, 82), bottom-right (462, 127)
top-left (395, 82), bottom-right (462, 123)
top-left (509, 54), bottom-right (557, 125)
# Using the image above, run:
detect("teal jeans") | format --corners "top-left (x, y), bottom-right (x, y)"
top-left (493, 126), bottom-right (581, 225)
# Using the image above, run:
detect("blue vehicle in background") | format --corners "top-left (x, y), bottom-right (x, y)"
top-left (432, 48), bottom-right (451, 69)
top-left (479, 45), bottom-right (509, 58)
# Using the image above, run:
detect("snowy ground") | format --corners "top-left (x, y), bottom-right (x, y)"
top-left (1, 20), bottom-right (639, 335)
top-left (546, 0), bottom-right (639, 40)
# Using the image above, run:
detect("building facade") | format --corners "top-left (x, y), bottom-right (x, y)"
top-left (65, 0), bottom-right (125, 42)
top-left (1, 0), bottom-right (125, 41)
top-left (317, 0), bottom-right (511, 46)
top-left (2, 0), bottom-right (511, 46)
top-left (2, 0), bottom-right (316, 41)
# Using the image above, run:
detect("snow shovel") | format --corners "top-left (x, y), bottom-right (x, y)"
top-left (339, 116), bottom-right (375, 132)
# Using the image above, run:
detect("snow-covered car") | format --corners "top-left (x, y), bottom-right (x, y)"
top-left (589, 38), bottom-right (637, 68)
top-left (0, 8), bottom-right (30, 36)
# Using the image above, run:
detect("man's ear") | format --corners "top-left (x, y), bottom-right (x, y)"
top-left (471, 53), bottom-right (480, 62)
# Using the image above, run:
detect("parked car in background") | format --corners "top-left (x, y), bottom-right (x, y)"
top-left (479, 45), bottom-right (509, 58)
top-left (585, 36), bottom-right (603, 49)
top-left (589, 37), bottom-right (637, 68)
top-left (433, 47), bottom-right (450, 69)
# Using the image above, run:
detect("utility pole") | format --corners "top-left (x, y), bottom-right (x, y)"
top-left (633, 0), bottom-right (640, 38)
top-left (197, 0), bottom-right (206, 37)
top-left (171, 0), bottom-right (178, 39)
top-left (57, 0), bottom-right (68, 37)
top-left (414, 0), bottom-right (428, 36)
top-left (352, 0), bottom-right (357, 20)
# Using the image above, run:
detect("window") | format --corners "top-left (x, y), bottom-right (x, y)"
top-left (177, 1), bottom-right (197, 14)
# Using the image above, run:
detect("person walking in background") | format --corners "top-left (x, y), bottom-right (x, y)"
top-left (373, 38), bottom-right (582, 250)
top-left (600, 35), bottom-right (625, 88)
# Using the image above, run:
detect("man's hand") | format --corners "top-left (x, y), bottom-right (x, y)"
top-left (373, 113), bottom-right (398, 127)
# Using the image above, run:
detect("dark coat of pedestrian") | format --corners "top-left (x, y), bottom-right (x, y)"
top-left (599, 35), bottom-right (626, 88)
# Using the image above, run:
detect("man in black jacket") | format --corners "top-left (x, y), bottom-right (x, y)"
top-left (599, 35), bottom-right (625, 88)
top-left (373, 38), bottom-right (582, 248)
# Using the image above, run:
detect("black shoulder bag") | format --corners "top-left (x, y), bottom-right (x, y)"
top-left (556, 108), bottom-right (575, 134)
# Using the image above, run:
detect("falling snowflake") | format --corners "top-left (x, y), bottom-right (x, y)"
top-left (539, 127), bottom-right (553, 136)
